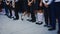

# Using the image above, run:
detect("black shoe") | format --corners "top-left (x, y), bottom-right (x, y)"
top-left (13, 18), bottom-right (19, 20)
top-left (27, 20), bottom-right (36, 22)
top-left (58, 31), bottom-right (60, 34)
top-left (36, 22), bottom-right (43, 25)
top-left (21, 18), bottom-right (23, 21)
top-left (32, 20), bottom-right (36, 22)
top-left (4, 14), bottom-right (7, 15)
top-left (8, 16), bottom-right (13, 19)
top-left (44, 24), bottom-right (48, 27)
top-left (27, 19), bottom-right (30, 21)
top-left (4, 14), bottom-right (8, 16)
top-left (44, 24), bottom-right (51, 27)
top-left (48, 27), bottom-right (56, 31)
top-left (27, 19), bottom-right (31, 22)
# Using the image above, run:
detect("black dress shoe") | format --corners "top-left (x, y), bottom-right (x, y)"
top-left (36, 22), bottom-right (43, 25)
top-left (27, 20), bottom-right (36, 22)
top-left (44, 24), bottom-right (48, 27)
top-left (13, 18), bottom-right (19, 20)
top-left (4, 14), bottom-right (7, 15)
top-left (58, 31), bottom-right (60, 34)
top-left (32, 20), bottom-right (36, 22)
top-left (8, 16), bottom-right (13, 19)
top-left (44, 24), bottom-right (51, 27)
top-left (48, 27), bottom-right (56, 31)
top-left (27, 19), bottom-right (30, 21)
top-left (21, 18), bottom-right (23, 21)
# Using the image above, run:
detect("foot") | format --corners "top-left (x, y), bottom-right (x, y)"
top-left (21, 18), bottom-right (23, 21)
top-left (58, 31), bottom-right (60, 34)
top-left (44, 24), bottom-right (50, 27)
top-left (48, 27), bottom-right (56, 31)
top-left (27, 19), bottom-right (30, 21)
top-left (13, 18), bottom-right (19, 20)
top-left (8, 16), bottom-right (13, 19)
top-left (27, 20), bottom-right (36, 22)
top-left (36, 22), bottom-right (43, 25)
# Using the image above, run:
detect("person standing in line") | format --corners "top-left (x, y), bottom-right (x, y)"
top-left (55, 0), bottom-right (60, 33)
top-left (45, 0), bottom-right (57, 31)
top-left (42, 0), bottom-right (52, 27)
top-left (27, 0), bottom-right (36, 22)
top-left (21, 0), bottom-right (28, 21)
top-left (3, 0), bottom-right (9, 17)
top-left (13, 0), bottom-right (20, 20)
top-left (3, 0), bottom-right (13, 18)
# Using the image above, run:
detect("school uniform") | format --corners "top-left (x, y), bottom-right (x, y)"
top-left (13, 0), bottom-right (20, 20)
top-left (47, 0), bottom-right (56, 31)
top-left (55, 0), bottom-right (60, 34)
top-left (0, 0), bottom-right (3, 12)
top-left (19, 0), bottom-right (24, 13)
top-left (3, 0), bottom-right (9, 16)
top-left (21, 0), bottom-right (28, 20)
top-left (34, 0), bottom-right (43, 10)
top-left (28, 0), bottom-right (36, 22)
top-left (23, 0), bottom-right (28, 11)
top-left (43, 0), bottom-right (52, 27)
top-left (6, 0), bottom-right (13, 18)
top-left (3, 0), bottom-right (13, 18)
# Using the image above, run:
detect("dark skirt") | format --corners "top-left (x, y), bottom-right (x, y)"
top-left (0, 4), bottom-right (2, 12)
top-left (33, 3), bottom-right (43, 10)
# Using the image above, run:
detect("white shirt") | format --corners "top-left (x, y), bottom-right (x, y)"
top-left (42, 0), bottom-right (53, 5)
top-left (55, 0), bottom-right (60, 2)
top-left (11, 0), bottom-right (15, 8)
top-left (14, 0), bottom-right (18, 2)
top-left (6, 0), bottom-right (11, 5)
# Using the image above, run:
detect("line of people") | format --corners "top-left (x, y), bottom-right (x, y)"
top-left (0, 0), bottom-right (60, 34)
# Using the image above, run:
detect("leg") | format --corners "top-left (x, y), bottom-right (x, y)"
top-left (44, 7), bottom-right (49, 26)
top-left (48, 5), bottom-right (56, 31)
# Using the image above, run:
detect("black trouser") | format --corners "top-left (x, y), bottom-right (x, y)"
top-left (14, 3), bottom-right (19, 19)
top-left (8, 5), bottom-right (12, 17)
top-left (44, 6), bottom-right (51, 25)
top-left (28, 5), bottom-right (36, 21)
top-left (49, 3), bottom-right (56, 29)
top-left (6, 5), bottom-right (12, 17)
top-left (55, 2), bottom-right (60, 31)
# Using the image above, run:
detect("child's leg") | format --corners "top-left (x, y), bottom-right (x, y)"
top-left (37, 13), bottom-right (43, 23)
top-left (21, 11), bottom-right (27, 20)
top-left (36, 10), bottom-right (43, 25)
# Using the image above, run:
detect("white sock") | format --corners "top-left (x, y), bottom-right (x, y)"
top-left (27, 14), bottom-right (31, 20)
top-left (35, 14), bottom-right (38, 22)
top-left (21, 14), bottom-right (24, 19)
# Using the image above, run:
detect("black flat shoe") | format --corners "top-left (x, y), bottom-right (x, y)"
top-left (27, 20), bottom-right (36, 22)
top-left (8, 16), bottom-right (13, 19)
top-left (36, 22), bottom-right (43, 25)
top-left (44, 24), bottom-right (48, 27)
top-left (48, 27), bottom-right (56, 31)
top-left (13, 18), bottom-right (19, 20)
top-left (58, 31), bottom-right (60, 34)
top-left (44, 24), bottom-right (51, 27)
top-left (21, 18), bottom-right (23, 21)
top-left (27, 19), bottom-right (30, 21)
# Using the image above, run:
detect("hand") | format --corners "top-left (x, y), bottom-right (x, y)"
top-left (40, 3), bottom-right (42, 7)
top-left (44, 4), bottom-right (49, 8)
top-left (28, 2), bottom-right (32, 6)
top-left (13, 6), bottom-right (15, 8)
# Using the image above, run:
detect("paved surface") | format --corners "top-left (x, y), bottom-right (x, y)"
top-left (0, 9), bottom-right (58, 34)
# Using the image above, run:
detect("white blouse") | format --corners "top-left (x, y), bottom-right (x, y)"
top-left (42, 0), bottom-right (53, 5)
